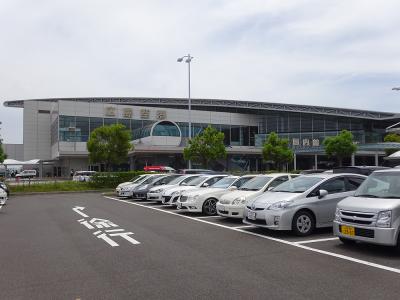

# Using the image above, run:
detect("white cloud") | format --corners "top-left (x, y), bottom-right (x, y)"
top-left (1, 0), bottom-right (400, 143)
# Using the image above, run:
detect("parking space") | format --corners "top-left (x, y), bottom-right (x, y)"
top-left (2, 192), bottom-right (400, 299)
top-left (118, 196), bottom-right (400, 275)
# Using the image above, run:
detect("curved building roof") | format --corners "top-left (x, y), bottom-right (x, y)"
top-left (3, 97), bottom-right (399, 120)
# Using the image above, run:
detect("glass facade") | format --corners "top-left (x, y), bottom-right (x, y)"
top-left (56, 111), bottom-right (388, 150)
top-left (254, 111), bottom-right (387, 149)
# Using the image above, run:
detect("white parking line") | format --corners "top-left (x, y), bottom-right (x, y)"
top-left (104, 196), bottom-right (400, 275)
top-left (195, 215), bottom-right (223, 219)
top-left (232, 225), bottom-right (255, 229)
top-left (295, 237), bottom-right (339, 244)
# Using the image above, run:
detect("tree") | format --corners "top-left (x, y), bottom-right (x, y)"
top-left (323, 130), bottom-right (357, 166)
top-left (183, 125), bottom-right (227, 168)
top-left (87, 124), bottom-right (132, 171)
top-left (262, 132), bottom-right (294, 170)
top-left (0, 143), bottom-right (7, 163)
top-left (383, 133), bottom-right (400, 156)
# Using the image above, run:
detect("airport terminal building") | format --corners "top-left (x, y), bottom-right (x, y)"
top-left (4, 97), bottom-right (400, 176)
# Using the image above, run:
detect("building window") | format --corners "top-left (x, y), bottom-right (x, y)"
top-left (152, 121), bottom-right (180, 137)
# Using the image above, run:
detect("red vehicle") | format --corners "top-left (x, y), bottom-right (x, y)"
top-left (143, 166), bottom-right (176, 173)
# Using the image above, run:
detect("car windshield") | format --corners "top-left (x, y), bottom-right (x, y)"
top-left (156, 175), bottom-right (181, 185)
top-left (131, 175), bottom-right (146, 183)
top-left (211, 177), bottom-right (237, 188)
top-left (142, 175), bottom-right (162, 184)
top-left (273, 176), bottom-right (323, 193)
top-left (354, 172), bottom-right (400, 198)
top-left (239, 176), bottom-right (272, 191)
top-left (186, 176), bottom-right (209, 186)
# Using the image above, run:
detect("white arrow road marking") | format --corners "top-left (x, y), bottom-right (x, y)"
top-left (73, 206), bottom-right (89, 218)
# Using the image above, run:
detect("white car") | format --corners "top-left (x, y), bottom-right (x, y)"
top-left (161, 174), bottom-right (227, 206)
top-left (177, 175), bottom-right (256, 215)
top-left (119, 174), bottom-right (165, 198)
top-left (217, 173), bottom-right (299, 219)
top-left (0, 188), bottom-right (8, 208)
top-left (115, 174), bottom-right (149, 195)
top-left (147, 174), bottom-right (200, 202)
top-left (72, 171), bottom-right (96, 182)
top-left (244, 173), bottom-right (366, 236)
top-left (16, 170), bottom-right (37, 178)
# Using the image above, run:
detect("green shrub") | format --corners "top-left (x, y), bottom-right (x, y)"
top-left (89, 171), bottom-right (147, 188)
top-left (10, 181), bottom-right (98, 193)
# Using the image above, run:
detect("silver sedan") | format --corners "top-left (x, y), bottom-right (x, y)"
top-left (243, 173), bottom-right (366, 236)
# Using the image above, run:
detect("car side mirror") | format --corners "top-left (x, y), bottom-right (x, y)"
top-left (267, 187), bottom-right (274, 191)
top-left (181, 182), bottom-right (187, 186)
top-left (202, 183), bottom-right (209, 187)
top-left (318, 189), bottom-right (328, 199)
top-left (229, 186), bottom-right (238, 191)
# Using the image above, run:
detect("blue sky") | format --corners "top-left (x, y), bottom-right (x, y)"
top-left (1, 0), bottom-right (400, 143)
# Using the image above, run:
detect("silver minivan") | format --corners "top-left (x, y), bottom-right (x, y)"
top-left (243, 173), bottom-right (366, 236)
top-left (334, 169), bottom-right (400, 248)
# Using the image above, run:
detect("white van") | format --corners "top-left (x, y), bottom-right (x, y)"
top-left (16, 170), bottom-right (37, 178)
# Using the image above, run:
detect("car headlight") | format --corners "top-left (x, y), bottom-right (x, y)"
top-left (377, 210), bottom-right (392, 228)
top-left (268, 200), bottom-right (293, 210)
top-left (232, 197), bottom-right (246, 205)
top-left (153, 189), bottom-right (163, 193)
top-left (334, 207), bottom-right (340, 221)
top-left (189, 194), bottom-right (200, 201)
top-left (219, 199), bottom-right (230, 204)
top-left (172, 191), bottom-right (181, 197)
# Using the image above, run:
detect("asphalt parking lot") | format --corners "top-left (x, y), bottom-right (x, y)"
top-left (1, 193), bottom-right (400, 299)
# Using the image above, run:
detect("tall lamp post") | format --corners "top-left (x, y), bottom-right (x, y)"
top-left (177, 54), bottom-right (194, 169)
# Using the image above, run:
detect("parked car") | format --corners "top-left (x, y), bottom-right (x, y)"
top-left (15, 170), bottom-right (37, 178)
top-left (217, 174), bottom-right (299, 219)
top-left (147, 174), bottom-right (201, 202)
top-left (334, 169), bottom-right (400, 248)
top-left (119, 174), bottom-right (165, 198)
top-left (178, 169), bottom-right (216, 174)
top-left (72, 171), bottom-right (96, 182)
top-left (131, 174), bottom-right (181, 200)
top-left (300, 169), bottom-right (328, 175)
top-left (243, 173), bottom-right (367, 236)
top-left (115, 174), bottom-right (150, 195)
top-left (161, 174), bottom-right (227, 206)
top-left (0, 182), bottom-right (9, 196)
top-left (0, 187), bottom-right (8, 208)
top-left (143, 165), bottom-right (176, 173)
top-left (333, 166), bottom-right (390, 176)
top-left (177, 175), bottom-right (256, 215)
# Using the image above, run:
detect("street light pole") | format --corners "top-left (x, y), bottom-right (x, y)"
top-left (177, 54), bottom-right (194, 169)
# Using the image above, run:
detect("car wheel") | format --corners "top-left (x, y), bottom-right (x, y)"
top-left (339, 237), bottom-right (356, 245)
top-left (292, 210), bottom-right (315, 236)
top-left (202, 198), bottom-right (217, 216)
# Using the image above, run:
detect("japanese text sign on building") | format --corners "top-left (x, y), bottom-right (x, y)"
top-left (140, 109), bottom-right (150, 119)
top-left (156, 110), bottom-right (167, 120)
top-left (122, 108), bottom-right (133, 118)
top-left (302, 138), bottom-right (310, 147)
top-left (73, 206), bottom-right (140, 247)
top-left (104, 106), bottom-right (116, 117)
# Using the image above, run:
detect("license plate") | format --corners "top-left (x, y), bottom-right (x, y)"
top-left (177, 202), bottom-right (182, 209)
top-left (341, 225), bottom-right (355, 236)
top-left (247, 211), bottom-right (256, 220)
